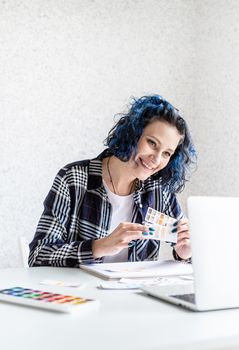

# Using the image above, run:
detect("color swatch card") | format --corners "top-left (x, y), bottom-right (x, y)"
top-left (0, 287), bottom-right (99, 313)
top-left (143, 207), bottom-right (178, 243)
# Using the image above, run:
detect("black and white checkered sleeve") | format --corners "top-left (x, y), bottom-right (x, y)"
top-left (28, 168), bottom-right (100, 267)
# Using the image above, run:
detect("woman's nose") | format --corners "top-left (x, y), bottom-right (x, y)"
top-left (149, 152), bottom-right (162, 165)
top-left (154, 151), bottom-right (162, 165)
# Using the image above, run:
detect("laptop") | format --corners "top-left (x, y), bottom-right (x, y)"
top-left (141, 196), bottom-right (239, 311)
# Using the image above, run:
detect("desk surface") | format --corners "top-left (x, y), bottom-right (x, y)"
top-left (0, 267), bottom-right (239, 350)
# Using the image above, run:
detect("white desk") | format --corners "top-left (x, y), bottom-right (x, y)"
top-left (0, 267), bottom-right (239, 350)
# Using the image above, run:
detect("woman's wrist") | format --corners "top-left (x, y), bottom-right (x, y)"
top-left (92, 238), bottom-right (106, 259)
top-left (174, 247), bottom-right (192, 261)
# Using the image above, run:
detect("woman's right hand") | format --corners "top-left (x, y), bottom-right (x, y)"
top-left (92, 222), bottom-right (148, 259)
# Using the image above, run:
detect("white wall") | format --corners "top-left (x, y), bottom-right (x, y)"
top-left (1, 0), bottom-right (238, 267)
top-left (187, 0), bottom-right (239, 198)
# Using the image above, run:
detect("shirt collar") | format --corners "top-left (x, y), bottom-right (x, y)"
top-left (87, 149), bottom-right (158, 192)
top-left (87, 149), bottom-right (112, 190)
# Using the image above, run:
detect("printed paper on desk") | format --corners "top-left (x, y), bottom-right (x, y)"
top-left (80, 260), bottom-right (193, 279)
top-left (40, 280), bottom-right (85, 288)
top-left (143, 207), bottom-right (178, 243)
top-left (98, 276), bottom-right (194, 290)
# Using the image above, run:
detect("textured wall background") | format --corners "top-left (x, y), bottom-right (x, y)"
top-left (187, 0), bottom-right (239, 198)
top-left (1, 0), bottom-right (238, 267)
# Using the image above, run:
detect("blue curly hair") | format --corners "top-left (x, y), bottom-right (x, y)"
top-left (105, 95), bottom-right (197, 193)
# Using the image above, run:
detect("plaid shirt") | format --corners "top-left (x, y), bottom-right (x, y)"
top-left (29, 149), bottom-right (183, 267)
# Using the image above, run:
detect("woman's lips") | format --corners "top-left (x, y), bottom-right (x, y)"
top-left (139, 158), bottom-right (155, 170)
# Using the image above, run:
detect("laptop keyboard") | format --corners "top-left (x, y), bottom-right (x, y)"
top-left (171, 293), bottom-right (196, 304)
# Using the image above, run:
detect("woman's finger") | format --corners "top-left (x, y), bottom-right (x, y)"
top-left (177, 231), bottom-right (190, 240)
top-left (176, 236), bottom-right (190, 246)
top-left (123, 230), bottom-right (145, 242)
top-left (117, 222), bottom-right (148, 233)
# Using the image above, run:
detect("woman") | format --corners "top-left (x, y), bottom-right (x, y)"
top-left (28, 95), bottom-right (196, 267)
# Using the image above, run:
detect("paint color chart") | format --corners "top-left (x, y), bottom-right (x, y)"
top-left (0, 287), bottom-right (99, 313)
top-left (143, 207), bottom-right (178, 243)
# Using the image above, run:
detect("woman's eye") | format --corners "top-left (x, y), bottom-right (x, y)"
top-left (163, 152), bottom-right (171, 158)
top-left (148, 139), bottom-right (156, 147)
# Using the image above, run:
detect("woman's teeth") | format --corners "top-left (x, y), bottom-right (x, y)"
top-left (141, 159), bottom-right (153, 170)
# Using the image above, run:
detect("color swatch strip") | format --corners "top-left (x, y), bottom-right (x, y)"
top-left (0, 287), bottom-right (91, 305)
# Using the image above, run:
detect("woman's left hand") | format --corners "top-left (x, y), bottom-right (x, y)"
top-left (174, 218), bottom-right (192, 260)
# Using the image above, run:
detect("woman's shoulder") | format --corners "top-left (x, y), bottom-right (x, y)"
top-left (63, 159), bottom-right (91, 171)
top-left (60, 150), bottom-right (107, 175)
top-left (144, 175), bottom-right (163, 190)
top-left (59, 159), bottom-right (90, 174)
top-left (54, 159), bottom-right (92, 186)
top-left (145, 176), bottom-right (177, 199)
top-left (55, 156), bottom-right (103, 188)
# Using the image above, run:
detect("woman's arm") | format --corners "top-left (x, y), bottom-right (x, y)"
top-left (174, 218), bottom-right (192, 260)
top-left (28, 168), bottom-right (100, 267)
top-left (164, 191), bottom-right (192, 262)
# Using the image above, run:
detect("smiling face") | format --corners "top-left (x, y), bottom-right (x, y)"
top-left (130, 119), bottom-right (182, 181)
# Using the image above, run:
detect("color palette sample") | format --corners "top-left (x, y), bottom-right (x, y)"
top-left (143, 207), bottom-right (178, 243)
top-left (0, 287), bottom-right (99, 313)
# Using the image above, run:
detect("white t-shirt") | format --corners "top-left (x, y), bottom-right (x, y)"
top-left (103, 180), bottom-right (134, 263)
